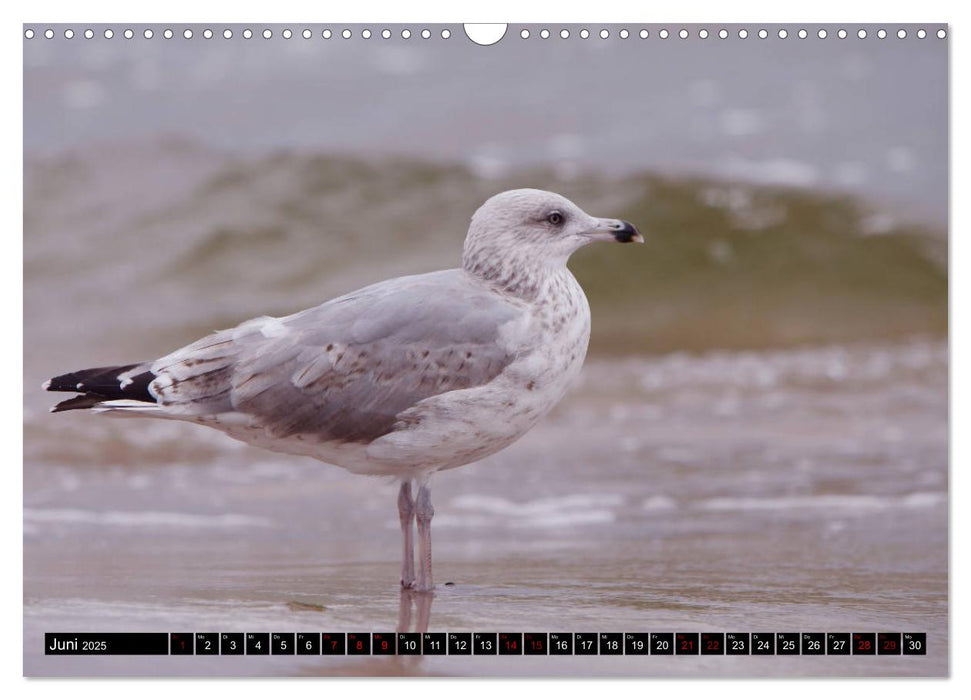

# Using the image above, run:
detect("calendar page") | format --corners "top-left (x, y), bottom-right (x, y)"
top-left (23, 20), bottom-right (948, 677)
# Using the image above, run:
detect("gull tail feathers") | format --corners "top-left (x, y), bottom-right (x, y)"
top-left (44, 363), bottom-right (159, 414)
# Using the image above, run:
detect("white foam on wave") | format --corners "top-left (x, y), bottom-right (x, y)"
top-left (717, 155), bottom-right (818, 188)
top-left (435, 510), bottom-right (614, 529)
top-left (626, 338), bottom-right (946, 395)
top-left (441, 493), bottom-right (624, 528)
top-left (641, 495), bottom-right (679, 511)
top-left (24, 508), bottom-right (273, 529)
top-left (696, 492), bottom-right (946, 513)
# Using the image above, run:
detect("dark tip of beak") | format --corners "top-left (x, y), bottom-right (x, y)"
top-left (611, 220), bottom-right (644, 244)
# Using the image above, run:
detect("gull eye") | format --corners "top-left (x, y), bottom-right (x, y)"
top-left (546, 211), bottom-right (564, 226)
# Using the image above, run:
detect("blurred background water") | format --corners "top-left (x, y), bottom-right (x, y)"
top-left (23, 24), bottom-right (948, 676)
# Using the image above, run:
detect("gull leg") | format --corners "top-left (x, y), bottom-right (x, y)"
top-left (398, 480), bottom-right (416, 589)
top-left (415, 482), bottom-right (435, 592)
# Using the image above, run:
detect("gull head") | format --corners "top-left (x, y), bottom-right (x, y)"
top-left (463, 189), bottom-right (642, 280)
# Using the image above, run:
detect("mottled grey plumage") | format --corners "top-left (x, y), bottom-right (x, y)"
top-left (45, 188), bottom-right (642, 591)
top-left (151, 270), bottom-right (519, 444)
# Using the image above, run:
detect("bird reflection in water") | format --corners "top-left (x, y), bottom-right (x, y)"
top-left (398, 588), bottom-right (434, 634)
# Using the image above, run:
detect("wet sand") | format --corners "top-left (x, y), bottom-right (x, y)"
top-left (24, 340), bottom-right (947, 676)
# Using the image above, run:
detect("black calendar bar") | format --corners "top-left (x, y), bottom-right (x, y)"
top-left (43, 632), bottom-right (928, 655)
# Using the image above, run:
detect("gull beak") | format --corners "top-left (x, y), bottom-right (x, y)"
top-left (590, 218), bottom-right (644, 244)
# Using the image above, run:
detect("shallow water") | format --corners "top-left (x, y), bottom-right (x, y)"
top-left (24, 339), bottom-right (947, 676)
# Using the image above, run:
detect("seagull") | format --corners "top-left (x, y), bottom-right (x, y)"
top-left (44, 188), bottom-right (642, 592)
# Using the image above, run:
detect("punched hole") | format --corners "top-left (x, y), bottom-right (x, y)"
top-left (464, 23), bottom-right (506, 45)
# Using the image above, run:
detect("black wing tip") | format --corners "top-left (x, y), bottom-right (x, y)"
top-left (43, 363), bottom-right (158, 411)
top-left (45, 364), bottom-right (142, 393)
top-left (49, 394), bottom-right (106, 413)
top-left (44, 373), bottom-right (83, 393)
